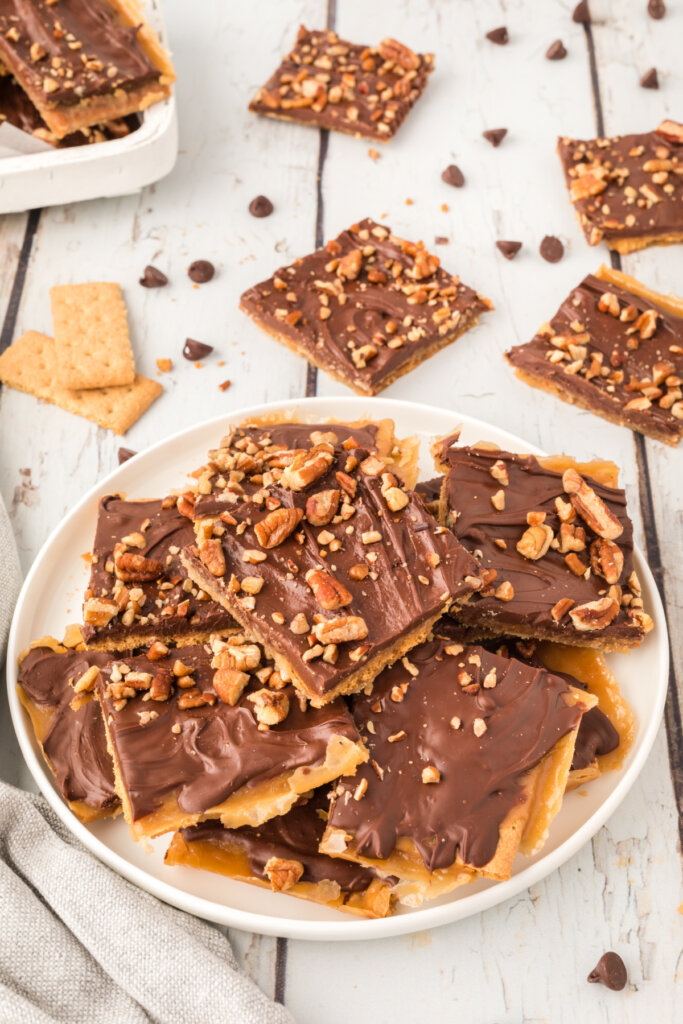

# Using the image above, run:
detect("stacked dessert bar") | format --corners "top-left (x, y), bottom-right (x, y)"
top-left (17, 415), bottom-right (646, 917)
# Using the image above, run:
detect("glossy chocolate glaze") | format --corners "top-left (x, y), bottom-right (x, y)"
top-left (440, 443), bottom-right (645, 644)
top-left (193, 420), bottom-right (381, 519)
top-left (0, 0), bottom-right (160, 105)
top-left (249, 26), bottom-right (433, 142)
top-left (182, 791), bottom-right (384, 893)
top-left (240, 218), bottom-right (490, 393)
top-left (328, 637), bottom-right (584, 870)
top-left (82, 495), bottom-right (234, 646)
top-left (185, 444), bottom-right (481, 701)
top-left (558, 126), bottom-right (683, 244)
top-left (18, 644), bottom-right (117, 809)
top-left (97, 644), bottom-right (361, 821)
top-left (506, 273), bottom-right (683, 442)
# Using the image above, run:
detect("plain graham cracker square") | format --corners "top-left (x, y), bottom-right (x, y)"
top-left (50, 282), bottom-right (136, 390)
top-left (0, 331), bottom-right (162, 434)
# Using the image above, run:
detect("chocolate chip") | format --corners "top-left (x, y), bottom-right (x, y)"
top-left (249, 195), bottom-right (274, 218)
top-left (139, 265), bottom-right (168, 288)
top-left (441, 164), bottom-right (465, 188)
top-left (188, 260), bottom-right (215, 284)
top-left (587, 952), bottom-right (627, 991)
top-left (434, 236), bottom-right (450, 245)
top-left (118, 447), bottom-right (137, 465)
top-left (647, 0), bottom-right (666, 18)
top-left (572, 1), bottom-right (591, 23)
top-left (483, 128), bottom-right (507, 147)
top-left (546, 39), bottom-right (567, 60)
top-left (640, 67), bottom-right (659, 89)
top-left (183, 338), bottom-right (214, 361)
top-left (486, 26), bottom-right (509, 45)
top-left (496, 240), bottom-right (522, 260)
top-left (539, 235), bottom-right (564, 263)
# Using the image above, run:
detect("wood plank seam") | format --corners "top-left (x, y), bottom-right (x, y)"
top-left (0, 207), bottom-right (41, 357)
top-left (581, 18), bottom-right (683, 851)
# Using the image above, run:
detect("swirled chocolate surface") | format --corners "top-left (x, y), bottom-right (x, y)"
top-left (439, 442), bottom-right (647, 644)
top-left (18, 644), bottom-right (117, 810)
top-left (328, 637), bottom-right (584, 870)
top-left (0, 0), bottom-right (160, 106)
top-left (97, 644), bottom-right (361, 822)
top-left (182, 791), bottom-right (384, 893)
top-left (240, 218), bottom-right (490, 393)
top-left (82, 495), bottom-right (234, 647)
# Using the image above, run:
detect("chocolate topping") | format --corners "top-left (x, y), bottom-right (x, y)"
top-left (18, 644), bottom-right (117, 810)
top-left (249, 26), bottom-right (434, 143)
top-left (182, 791), bottom-right (383, 894)
top-left (558, 123), bottom-right (683, 245)
top-left (328, 637), bottom-right (584, 870)
top-left (439, 442), bottom-right (648, 644)
top-left (184, 442), bottom-right (481, 702)
top-left (506, 272), bottom-right (683, 443)
top-left (97, 644), bottom-right (361, 821)
top-left (82, 495), bottom-right (234, 646)
top-left (240, 217), bottom-right (490, 394)
top-left (0, 0), bottom-right (161, 106)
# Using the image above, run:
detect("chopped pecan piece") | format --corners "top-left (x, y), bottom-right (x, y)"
top-left (589, 538), bottom-right (624, 584)
top-left (254, 507), bottom-right (303, 548)
top-left (247, 688), bottom-right (290, 726)
top-left (263, 856), bottom-right (304, 892)
top-left (377, 37), bottom-right (421, 69)
top-left (306, 489), bottom-right (341, 526)
top-left (149, 668), bottom-right (173, 701)
top-left (312, 615), bottom-right (369, 644)
top-left (199, 538), bottom-right (226, 577)
top-left (113, 550), bottom-right (164, 582)
top-left (281, 444), bottom-right (335, 490)
top-left (562, 468), bottom-right (623, 540)
top-left (306, 568), bottom-right (353, 610)
top-left (214, 643), bottom-right (261, 672)
top-left (213, 667), bottom-right (250, 705)
top-left (569, 596), bottom-right (620, 631)
top-left (83, 598), bottom-right (119, 627)
top-left (516, 523), bottom-right (553, 560)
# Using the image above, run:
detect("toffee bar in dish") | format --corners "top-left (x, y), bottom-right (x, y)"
top-left (0, 69), bottom-right (138, 145)
top-left (166, 790), bottom-right (395, 919)
top-left (0, 0), bottom-right (174, 139)
top-left (97, 635), bottom-right (367, 841)
top-left (249, 26), bottom-right (433, 143)
top-left (240, 218), bottom-right (492, 396)
top-left (506, 265), bottom-right (683, 446)
top-left (82, 495), bottom-right (236, 652)
top-left (436, 438), bottom-right (653, 651)
top-left (181, 439), bottom-right (482, 707)
top-left (189, 416), bottom-right (419, 521)
top-left (558, 120), bottom-right (683, 253)
top-left (320, 636), bottom-right (594, 906)
top-left (17, 630), bottom-right (119, 823)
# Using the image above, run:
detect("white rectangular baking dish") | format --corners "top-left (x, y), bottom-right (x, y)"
top-left (0, 0), bottom-right (177, 214)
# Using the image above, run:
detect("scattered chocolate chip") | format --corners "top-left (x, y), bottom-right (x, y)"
top-left (434, 236), bottom-right (450, 245)
top-left (572, 1), bottom-right (591, 23)
top-left (587, 952), bottom-right (627, 991)
top-left (139, 265), bottom-right (168, 288)
top-left (486, 26), bottom-right (509, 45)
top-left (647, 0), bottom-right (666, 18)
top-left (118, 447), bottom-right (137, 465)
top-left (496, 240), bottom-right (522, 260)
top-left (483, 128), bottom-right (507, 147)
top-left (218, 379), bottom-right (232, 391)
top-left (188, 260), bottom-right (215, 284)
top-left (183, 338), bottom-right (214, 361)
top-left (546, 39), bottom-right (567, 60)
top-left (539, 235), bottom-right (564, 263)
top-left (441, 164), bottom-right (465, 188)
top-left (249, 195), bottom-right (274, 218)
top-left (640, 67), bottom-right (659, 89)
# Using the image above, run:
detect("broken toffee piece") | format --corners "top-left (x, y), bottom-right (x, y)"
top-left (436, 438), bottom-right (653, 651)
top-left (558, 120), bottom-right (683, 252)
top-left (320, 636), bottom-right (594, 905)
top-left (249, 26), bottom-right (433, 143)
top-left (506, 264), bottom-right (683, 446)
top-left (182, 439), bottom-right (482, 706)
top-left (82, 495), bottom-right (235, 651)
top-left (0, 0), bottom-right (174, 139)
top-left (17, 632), bottom-right (119, 822)
top-left (240, 217), bottom-right (492, 395)
top-left (166, 790), bottom-right (395, 919)
top-left (97, 636), bottom-right (367, 841)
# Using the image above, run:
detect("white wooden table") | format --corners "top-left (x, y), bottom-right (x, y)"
top-left (1, 1), bottom-right (681, 1020)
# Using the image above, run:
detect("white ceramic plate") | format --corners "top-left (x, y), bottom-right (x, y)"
top-left (7, 396), bottom-right (668, 942)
